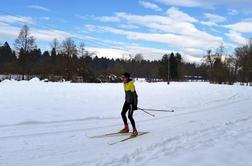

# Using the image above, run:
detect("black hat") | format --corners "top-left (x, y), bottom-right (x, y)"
top-left (122, 72), bottom-right (130, 78)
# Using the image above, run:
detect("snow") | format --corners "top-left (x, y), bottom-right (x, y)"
top-left (29, 77), bottom-right (40, 82)
top-left (0, 81), bottom-right (252, 166)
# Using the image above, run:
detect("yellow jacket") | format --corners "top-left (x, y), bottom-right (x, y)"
top-left (124, 80), bottom-right (138, 105)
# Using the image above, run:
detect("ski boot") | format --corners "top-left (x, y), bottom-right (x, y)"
top-left (131, 128), bottom-right (138, 137)
top-left (119, 124), bottom-right (129, 133)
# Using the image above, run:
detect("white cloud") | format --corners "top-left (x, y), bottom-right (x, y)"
top-left (86, 46), bottom-right (166, 61)
top-left (181, 53), bottom-right (203, 63)
top-left (201, 21), bottom-right (218, 27)
top-left (183, 48), bottom-right (205, 56)
top-left (32, 29), bottom-right (73, 41)
top-left (225, 21), bottom-right (252, 33)
top-left (86, 47), bottom-right (128, 59)
top-left (0, 23), bottom-right (20, 39)
top-left (96, 16), bottom-right (121, 22)
top-left (0, 21), bottom-right (73, 42)
top-left (86, 45), bottom-right (202, 63)
top-left (0, 15), bottom-right (33, 24)
top-left (157, 0), bottom-right (252, 8)
top-left (89, 7), bottom-right (223, 59)
top-left (157, 0), bottom-right (206, 7)
top-left (26, 5), bottom-right (50, 11)
top-left (90, 25), bottom-right (222, 49)
top-left (204, 13), bottom-right (226, 23)
top-left (75, 14), bottom-right (95, 20)
top-left (83, 24), bottom-right (97, 32)
top-left (39, 17), bottom-right (50, 20)
top-left (139, 1), bottom-right (163, 11)
top-left (201, 13), bottom-right (226, 27)
top-left (226, 30), bottom-right (247, 45)
top-left (165, 7), bottom-right (198, 22)
top-left (93, 7), bottom-right (222, 48)
top-left (228, 9), bottom-right (239, 15)
top-left (96, 7), bottom-right (198, 36)
top-left (118, 24), bottom-right (139, 29)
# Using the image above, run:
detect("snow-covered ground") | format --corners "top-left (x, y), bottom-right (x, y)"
top-left (0, 80), bottom-right (252, 166)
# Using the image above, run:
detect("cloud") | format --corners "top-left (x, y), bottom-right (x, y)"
top-left (201, 21), bottom-right (218, 27)
top-left (39, 17), bottom-right (50, 20)
top-left (96, 7), bottom-right (197, 25)
top-left (89, 25), bottom-right (222, 49)
top-left (204, 13), bottom-right (226, 22)
top-left (0, 21), bottom-right (73, 42)
top-left (225, 21), bottom-right (252, 33)
top-left (183, 48), bottom-right (205, 56)
top-left (118, 24), bottom-right (139, 29)
top-left (139, 1), bottom-right (163, 11)
top-left (26, 5), bottom-right (50, 11)
top-left (156, 0), bottom-right (208, 7)
top-left (86, 47), bottom-right (127, 59)
top-left (75, 14), bottom-right (95, 20)
top-left (225, 30), bottom-right (247, 45)
top-left (165, 7), bottom-right (198, 22)
top-left (97, 8), bottom-right (199, 35)
top-left (0, 15), bottom-right (33, 24)
top-left (89, 6), bottom-right (224, 60)
top-left (93, 7), bottom-right (221, 48)
top-left (156, 0), bottom-right (252, 8)
top-left (228, 9), bottom-right (239, 15)
top-left (32, 29), bottom-right (73, 41)
top-left (86, 45), bottom-right (202, 63)
top-left (201, 13), bottom-right (226, 27)
top-left (0, 15), bottom-right (34, 39)
top-left (96, 16), bottom-right (121, 22)
top-left (0, 23), bottom-right (20, 39)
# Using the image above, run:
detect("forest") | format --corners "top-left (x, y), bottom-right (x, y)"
top-left (0, 25), bottom-right (252, 85)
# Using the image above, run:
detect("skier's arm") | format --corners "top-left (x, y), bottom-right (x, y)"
top-left (130, 82), bottom-right (138, 109)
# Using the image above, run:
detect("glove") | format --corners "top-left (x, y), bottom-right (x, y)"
top-left (132, 104), bottom-right (138, 110)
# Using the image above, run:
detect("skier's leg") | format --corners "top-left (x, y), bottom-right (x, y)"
top-left (120, 102), bottom-right (129, 132)
top-left (128, 104), bottom-right (136, 130)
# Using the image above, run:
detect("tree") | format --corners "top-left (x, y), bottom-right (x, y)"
top-left (0, 42), bottom-right (16, 63)
top-left (79, 42), bottom-right (86, 57)
top-left (203, 49), bottom-right (215, 81)
top-left (134, 53), bottom-right (144, 63)
top-left (50, 38), bottom-right (60, 54)
top-left (14, 25), bottom-right (36, 53)
top-left (62, 38), bottom-right (77, 57)
top-left (158, 54), bottom-right (169, 81)
top-left (0, 42), bottom-right (17, 73)
top-left (235, 39), bottom-right (252, 85)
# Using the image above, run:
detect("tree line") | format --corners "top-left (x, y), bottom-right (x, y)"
top-left (0, 25), bottom-right (252, 85)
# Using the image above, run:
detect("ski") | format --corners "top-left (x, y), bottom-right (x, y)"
top-left (88, 131), bottom-right (131, 138)
top-left (108, 132), bottom-right (149, 145)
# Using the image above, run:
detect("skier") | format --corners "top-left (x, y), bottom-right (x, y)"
top-left (120, 72), bottom-right (138, 137)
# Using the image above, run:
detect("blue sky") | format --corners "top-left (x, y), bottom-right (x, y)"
top-left (1, 0), bottom-right (252, 62)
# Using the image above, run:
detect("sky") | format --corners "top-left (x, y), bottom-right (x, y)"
top-left (0, 0), bottom-right (252, 62)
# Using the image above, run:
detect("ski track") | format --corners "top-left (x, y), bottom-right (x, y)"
top-left (0, 82), bottom-right (252, 166)
top-left (0, 91), bottom-right (246, 140)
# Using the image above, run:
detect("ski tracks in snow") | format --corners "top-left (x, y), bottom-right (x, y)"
top-left (94, 117), bottom-right (252, 166)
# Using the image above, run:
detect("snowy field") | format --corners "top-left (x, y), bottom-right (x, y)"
top-left (0, 80), bottom-right (252, 166)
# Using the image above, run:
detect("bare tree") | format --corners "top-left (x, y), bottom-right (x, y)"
top-left (50, 38), bottom-right (60, 54)
top-left (62, 38), bottom-right (77, 57)
top-left (204, 50), bottom-right (214, 69)
top-left (79, 42), bottom-right (85, 56)
top-left (14, 25), bottom-right (36, 53)
top-left (134, 53), bottom-right (144, 62)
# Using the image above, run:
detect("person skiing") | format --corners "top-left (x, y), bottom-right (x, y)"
top-left (120, 72), bottom-right (138, 137)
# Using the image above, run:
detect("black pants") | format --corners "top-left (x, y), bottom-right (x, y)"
top-left (121, 102), bottom-right (136, 129)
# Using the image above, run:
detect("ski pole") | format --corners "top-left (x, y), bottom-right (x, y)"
top-left (137, 108), bottom-right (155, 117)
top-left (138, 107), bottom-right (174, 113)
